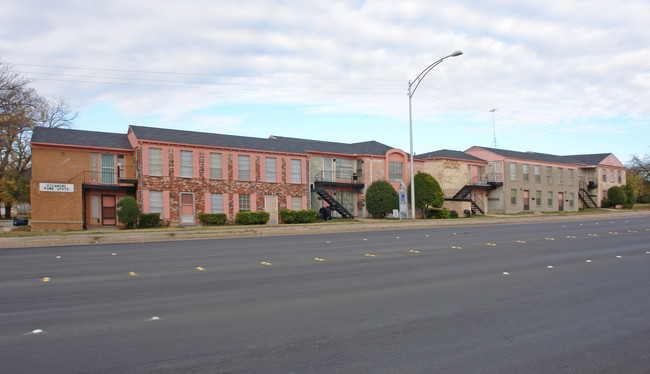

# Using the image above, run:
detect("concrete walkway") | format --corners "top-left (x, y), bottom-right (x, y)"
top-left (1, 210), bottom-right (649, 249)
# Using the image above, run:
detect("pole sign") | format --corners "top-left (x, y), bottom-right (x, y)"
top-left (398, 182), bottom-right (408, 220)
top-left (39, 183), bottom-right (75, 192)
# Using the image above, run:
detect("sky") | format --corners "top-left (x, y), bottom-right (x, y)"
top-left (1, 0), bottom-right (649, 163)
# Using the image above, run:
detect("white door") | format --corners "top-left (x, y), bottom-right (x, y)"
top-left (265, 195), bottom-right (278, 224)
top-left (180, 193), bottom-right (195, 223)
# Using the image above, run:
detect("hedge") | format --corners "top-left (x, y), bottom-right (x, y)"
top-left (198, 213), bottom-right (227, 225)
top-left (428, 208), bottom-right (451, 219)
top-left (138, 213), bottom-right (161, 228)
top-left (280, 209), bottom-right (317, 224)
top-left (235, 211), bottom-right (270, 225)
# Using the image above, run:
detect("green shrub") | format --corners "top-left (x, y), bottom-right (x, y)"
top-left (449, 210), bottom-right (459, 218)
top-left (640, 194), bottom-right (650, 203)
top-left (607, 186), bottom-right (627, 207)
top-left (235, 211), bottom-right (270, 225)
top-left (601, 198), bottom-right (611, 208)
top-left (365, 180), bottom-right (399, 218)
top-left (280, 209), bottom-right (316, 224)
top-left (429, 208), bottom-right (451, 219)
top-left (116, 196), bottom-right (139, 229)
top-left (138, 213), bottom-right (161, 228)
top-left (198, 213), bottom-right (227, 225)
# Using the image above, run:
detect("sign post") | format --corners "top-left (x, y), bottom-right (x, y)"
top-left (398, 182), bottom-right (408, 220)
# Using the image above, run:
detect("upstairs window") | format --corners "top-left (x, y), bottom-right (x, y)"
top-left (265, 157), bottom-right (277, 182)
top-left (522, 164), bottom-right (529, 182)
top-left (546, 166), bottom-right (553, 184)
top-left (388, 161), bottom-right (403, 182)
top-left (510, 163), bottom-right (517, 181)
top-left (238, 155), bottom-right (250, 181)
top-left (534, 165), bottom-right (541, 183)
top-left (210, 153), bottom-right (222, 179)
top-left (180, 151), bottom-right (193, 178)
top-left (557, 167), bottom-right (563, 185)
top-left (101, 154), bottom-right (115, 184)
top-left (149, 148), bottom-right (163, 176)
top-left (290, 159), bottom-right (302, 183)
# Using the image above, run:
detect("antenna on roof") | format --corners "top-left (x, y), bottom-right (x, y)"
top-left (489, 108), bottom-right (498, 148)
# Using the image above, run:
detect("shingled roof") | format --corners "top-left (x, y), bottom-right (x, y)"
top-left (562, 153), bottom-right (611, 166)
top-left (415, 149), bottom-right (485, 162)
top-left (129, 126), bottom-right (396, 156)
top-left (31, 127), bottom-right (132, 150)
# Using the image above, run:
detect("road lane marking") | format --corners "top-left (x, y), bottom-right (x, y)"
top-left (314, 258), bottom-right (325, 261)
top-left (364, 253), bottom-right (376, 257)
top-left (260, 261), bottom-right (272, 266)
top-left (129, 271), bottom-right (137, 276)
top-left (408, 250), bottom-right (420, 254)
top-left (42, 277), bottom-right (51, 282)
top-left (196, 266), bottom-right (205, 271)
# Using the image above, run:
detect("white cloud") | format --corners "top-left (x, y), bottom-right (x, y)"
top-left (1, 0), bottom-right (648, 159)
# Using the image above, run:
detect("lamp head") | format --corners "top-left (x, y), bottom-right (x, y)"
top-left (450, 50), bottom-right (463, 57)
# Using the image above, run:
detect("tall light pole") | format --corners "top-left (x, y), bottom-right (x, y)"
top-left (408, 50), bottom-right (462, 219)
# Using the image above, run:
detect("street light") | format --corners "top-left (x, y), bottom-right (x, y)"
top-left (408, 50), bottom-right (462, 219)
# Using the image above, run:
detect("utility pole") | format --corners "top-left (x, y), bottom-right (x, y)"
top-left (489, 108), bottom-right (498, 148)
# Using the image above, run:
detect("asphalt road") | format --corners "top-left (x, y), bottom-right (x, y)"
top-left (1, 217), bottom-right (649, 373)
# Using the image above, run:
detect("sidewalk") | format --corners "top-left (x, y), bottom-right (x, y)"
top-left (1, 210), bottom-right (649, 249)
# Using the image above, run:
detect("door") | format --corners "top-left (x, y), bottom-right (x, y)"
top-left (265, 195), bottom-right (278, 225)
top-left (180, 193), bottom-right (195, 224)
top-left (101, 195), bottom-right (116, 226)
top-left (523, 190), bottom-right (529, 211)
top-left (558, 192), bottom-right (564, 212)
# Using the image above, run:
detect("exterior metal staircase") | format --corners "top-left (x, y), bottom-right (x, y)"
top-left (314, 186), bottom-right (354, 218)
top-left (579, 188), bottom-right (599, 208)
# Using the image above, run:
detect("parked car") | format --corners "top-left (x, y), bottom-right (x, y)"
top-left (13, 217), bottom-right (29, 226)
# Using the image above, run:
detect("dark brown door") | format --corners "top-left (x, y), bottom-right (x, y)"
top-left (102, 195), bottom-right (117, 226)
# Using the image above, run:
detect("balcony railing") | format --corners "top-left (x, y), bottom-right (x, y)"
top-left (313, 168), bottom-right (361, 183)
top-left (70, 166), bottom-right (137, 186)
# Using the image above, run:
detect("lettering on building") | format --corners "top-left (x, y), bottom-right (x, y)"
top-left (39, 183), bottom-right (75, 192)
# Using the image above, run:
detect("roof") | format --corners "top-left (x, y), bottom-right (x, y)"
top-left (130, 126), bottom-right (395, 156)
top-left (562, 153), bottom-right (611, 165)
top-left (473, 146), bottom-right (575, 165)
top-left (31, 127), bottom-right (132, 150)
top-left (269, 135), bottom-right (395, 156)
top-left (415, 149), bottom-right (485, 162)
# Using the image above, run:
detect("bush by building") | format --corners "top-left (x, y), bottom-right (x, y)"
top-left (279, 209), bottom-right (317, 224)
top-left (235, 211), bottom-right (270, 225)
top-left (138, 213), bottom-right (161, 228)
top-left (365, 180), bottom-right (399, 218)
top-left (116, 196), bottom-right (139, 229)
top-left (198, 213), bottom-right (227, 225)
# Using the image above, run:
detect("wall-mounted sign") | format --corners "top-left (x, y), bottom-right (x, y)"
top-left (443, 159), bottom-right (461, 169)
top-left (40, 183), bottom-right (75, 192)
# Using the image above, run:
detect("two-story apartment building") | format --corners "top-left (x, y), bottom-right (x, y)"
top-left (30, 126), bottom-right (410, 230)
top-left (30, 127), bottom-right (137, 231)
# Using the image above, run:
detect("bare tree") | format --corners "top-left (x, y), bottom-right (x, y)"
top-left (1, 61), bottom-right (77, 218)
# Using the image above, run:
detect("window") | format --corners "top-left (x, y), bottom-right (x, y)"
top-left (101, 154), bottom-right (115, 184)
top-left (536, 190), bottom-right (542, 206)
top-left (569, 193), bottom-right (574, 207)
top-left (149, 191), bottom-right (163, 218)
top-left (180, 150), bottom-right (193, 178)
top-left (91, 195), bottom-right (100, 224)
top-left (117, 155), bottom-right (125, 178)
top-left (265, 157), bottom-right (276, 182)
top-left (602, 168), bottom-right (607, 182)
top-left (522, 164), bottom-right (529, 182)
top-left (567, 169), bottom-right (573, 185)
top-left (510, 189), bottom-right (517, 205)
top-left (547, 191), bottom-right (553, 206)
top-left (336, 158), bottom-right (354, 180)
top-left (534, 165), bottom-right (541, 183)
top-left (238, 155), bottom-right (250, 181)
top-left (210, 153), bottom-right (222, 179)
top-left (618, 170), bottom-right (622, 183)
top-left (510, 163), bottom-right (517, 181)
top-left (90, 153), bottom-right (99, 182)
top-left (291, 196), bottom-right (302, 211)
top-left (210, 193), bottom-right (223, 213)
top-left (149, 148), bottom-right (163, 176)
top-left (388, 161), bottom-right (403, 182)
top-left (610, 170), bottom-right (614, 183)
top-left (238, 194), bottom-right (250, 212)
top-left (290, 159), bottom-right (302, 183)
top-left (546, 166), bottom-right (553, 184)
top-left (557, 168), bottom-right (563, 185)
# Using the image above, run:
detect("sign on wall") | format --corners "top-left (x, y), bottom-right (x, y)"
top-left (39, 183), bottom-right (75, 192)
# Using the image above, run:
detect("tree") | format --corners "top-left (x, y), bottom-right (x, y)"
top-left (365, 180), bottom-right (399, 218)
top-left (627, 155), bottom-right (650, 202)
top-left (407, 172), bottom-right (444, 217)
top-left (606, 186), bottom-right (627, 207)
top-left (116, 196), bottom-right (139, 229)
top-left (1, 61), bottom-right (76, 218)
